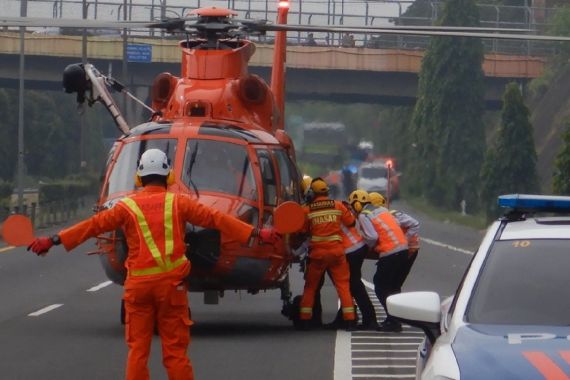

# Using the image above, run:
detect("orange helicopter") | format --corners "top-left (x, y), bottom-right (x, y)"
top-left (65, 5), bottom-right (306, 319)
top-left (2, 1), bottom-right (570, 324)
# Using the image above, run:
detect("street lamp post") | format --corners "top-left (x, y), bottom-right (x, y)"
top-left (16, 0), bottom-right (28, 214)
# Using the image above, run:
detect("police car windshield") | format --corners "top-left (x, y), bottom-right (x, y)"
top-left (182, 139), bottom-right (257, 200)
top-left (466, 239), bottom-right (570, 325)
top-left (361, 167), bottom-right (387, 179)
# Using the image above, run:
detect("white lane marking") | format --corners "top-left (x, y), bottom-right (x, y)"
top-left (363, 279), bottom-right (374, 290)
top-left (422, 237), bottom-right (473, 255)
top-left (28, 304), bottom-right (63, 317)
top-left (353, 365), bottom-right (416, 369)
top-left (86, 280), bottom-right (113, 292)
top-left (352, 375), bottom-right (415, 379)
top-left (354, 357), bottom-right (416, 361)
top-left (334, 330), bottom-right (352, 380)
top-left (353, 349), bottom-right (418, 353)
top-left (0, 246), bottom-right (15, 253)
top-left (353, 336), bottom-right (424, 341)
top-left (353, 342), bottom-right (422, 346)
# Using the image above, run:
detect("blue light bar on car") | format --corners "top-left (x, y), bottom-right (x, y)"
top-left (498, 194), bottom-right (570, 211)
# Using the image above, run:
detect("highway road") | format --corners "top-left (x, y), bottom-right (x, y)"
top-left (0, 202), bottom-right (483, 379)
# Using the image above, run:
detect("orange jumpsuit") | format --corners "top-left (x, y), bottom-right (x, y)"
top-left (58, 186), bottom-right (253, 380)
top-left (299, 196), bottom-right (356, 321)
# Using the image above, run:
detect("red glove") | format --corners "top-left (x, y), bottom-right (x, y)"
top-left (258, 227), bottom-right (280, 244)
top-left (27, 237), bottom-right (54, 256)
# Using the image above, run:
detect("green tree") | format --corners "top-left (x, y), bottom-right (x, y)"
top-left (480, 83), bottom-right (539, 219)
top-left (549, 5), bottom-right (570, 63)
top-left (552, 120), bottom-right (570, 195)
top-left (407, 0), bottom-right (486, 211)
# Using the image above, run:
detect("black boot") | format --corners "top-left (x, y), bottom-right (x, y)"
top-left (345, 320), bottom-right (357, 332)
top-left (376, 319), bottom-right (402, 332)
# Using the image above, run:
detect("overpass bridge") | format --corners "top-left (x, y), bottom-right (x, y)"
top-left (0, 32), bottom-right (546, 107)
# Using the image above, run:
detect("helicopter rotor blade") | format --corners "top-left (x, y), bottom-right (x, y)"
top-left (0, 16), bottom-right (199, 31)
top-left (278, 24), bottom-right (534, 33)
top-left (0, 16), bottom-right (155, 29)
top-left (258, 24), bottom-right (570, 42)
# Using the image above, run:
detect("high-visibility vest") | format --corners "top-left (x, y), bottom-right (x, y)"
top-left (363, 208), bottom-right (407, 257)
top-left (340, 224), bottom-right (365, 254)
top-left (119, 192), bottom-right (188, 276)
top-left (306, 199), bottom-right (345, 245)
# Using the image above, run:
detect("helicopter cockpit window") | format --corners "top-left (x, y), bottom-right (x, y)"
top-left (107, 139), bottom-right (177, 196)
top-left (256, 149), bottom-right (277, 207)
top-left (182, 139), bottom-right (257, 200)
top-left (273, 149), bottom-right (300, 202)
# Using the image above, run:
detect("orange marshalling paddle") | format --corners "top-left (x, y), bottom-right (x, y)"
top-left (273, 201), bottom-right (305, 234)
top-left (1, 214), bottom-right (35, 247)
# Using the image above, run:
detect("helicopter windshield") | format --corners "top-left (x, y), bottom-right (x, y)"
top-left (107, 139), bottom-right (177, 195)
top-left (182, 139), bottom-right (257, 200)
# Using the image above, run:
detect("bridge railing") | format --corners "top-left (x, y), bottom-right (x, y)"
top-left (4, 0), bottom-right (563, 56)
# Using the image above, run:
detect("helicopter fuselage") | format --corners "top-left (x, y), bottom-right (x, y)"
top-left (96, 119), bottom-right (302, 294)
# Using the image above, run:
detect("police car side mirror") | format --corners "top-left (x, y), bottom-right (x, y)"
top-left (387, 292), bottom-right (442, 344)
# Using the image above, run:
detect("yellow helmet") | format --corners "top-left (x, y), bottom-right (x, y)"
top-left (369, 192), bottom-right (386, 207)
top-left (348, 189), bottom-right (370, 213)
top-left (310, 177), bottom-right (329, 194)
top-left (300, 175), bottom-right (313, 194)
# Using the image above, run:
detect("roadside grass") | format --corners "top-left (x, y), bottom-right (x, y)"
top-left (405, 196), bottom-right (488, 230)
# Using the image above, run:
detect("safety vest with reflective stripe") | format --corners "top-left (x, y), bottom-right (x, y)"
top-left (340, 224), bottom-right (365, 254)
top-left (120, 192), bottom-right (188, 276)
top-left (363, 208), bottom-right (408, 257)
top-left (305, 198), bottom-right (352, 250)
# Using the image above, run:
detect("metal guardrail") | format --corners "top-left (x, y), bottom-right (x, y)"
top-left (0, 197), bottom-right (94, 230)
top-left (4, 0), bottom-right (564, 56)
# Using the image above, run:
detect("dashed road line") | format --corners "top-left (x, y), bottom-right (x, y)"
top-left (0, 246), bottom-right (15, 253)
top-left (421, 237), bottom-right (473, 255)
top-left (28, 304), bottom-right (64, 317)
top-left (86, 280), bottom-right (113, 292)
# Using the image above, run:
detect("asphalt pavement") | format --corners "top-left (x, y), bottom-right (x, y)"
top-left (0, 204), bottom-right (480, 379)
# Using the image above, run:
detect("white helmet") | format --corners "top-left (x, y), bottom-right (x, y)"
top-left (137, 149), bottom-right (170, 177)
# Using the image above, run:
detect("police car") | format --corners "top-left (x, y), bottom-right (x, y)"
top-left (387, 194), bottom-right (570, 380)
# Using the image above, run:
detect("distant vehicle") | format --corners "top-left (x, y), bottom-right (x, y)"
top-left (356, 160), bottom-right (399, 200)
top-left (387, 194), bottom-right (570, 380)
top-left (301, 121), bottom-right (347, 168)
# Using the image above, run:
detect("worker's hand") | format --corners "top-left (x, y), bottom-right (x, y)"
top-left (27, 237), bottom-right (54, 256)
top-left (258, 227), bottom-right (280, 245)
top-left (408, 248), bottom-right (418, 258)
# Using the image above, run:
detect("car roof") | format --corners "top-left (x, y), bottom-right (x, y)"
top-left (500, 216), bottom-right (570, 240)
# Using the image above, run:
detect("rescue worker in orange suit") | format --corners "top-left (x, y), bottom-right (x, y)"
top-left (324, 214), bottom-right (380, 330)
top-left (369, 192), bottom-right (420, 293)
top-left (299, 177), bottom-right (356, 331)
top-left (27, 148), bottom-right (278, 380)
top-left (349, 190), bottom-right (408, 332)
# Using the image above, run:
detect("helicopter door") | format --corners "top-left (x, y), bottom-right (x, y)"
top-left (273, 149), bottom-right (302, 203)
